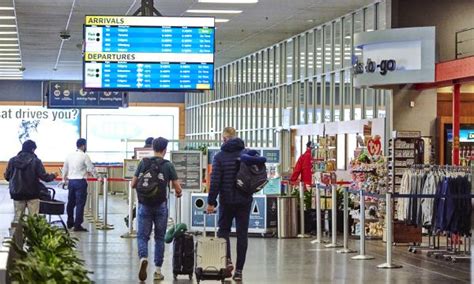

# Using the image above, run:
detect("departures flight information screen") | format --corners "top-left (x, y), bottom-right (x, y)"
top-left (83, 16), bottom-right (215, 91)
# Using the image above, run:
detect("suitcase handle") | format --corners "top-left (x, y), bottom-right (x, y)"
top-left (203, 211), bottom-right (218, 238)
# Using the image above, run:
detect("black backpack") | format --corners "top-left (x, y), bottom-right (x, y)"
top-left (236, 160), bottom-right (268, 195)
top-left (136, 158), bottom-right (168, 205)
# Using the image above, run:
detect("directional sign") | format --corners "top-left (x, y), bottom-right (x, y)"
top-left (48, 81), bottom-right (127, 109)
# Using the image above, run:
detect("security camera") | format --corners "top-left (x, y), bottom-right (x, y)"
top-left (19, 66), bottom-right (25, 71)
top-left (60, 31), bottom-right (71, 40)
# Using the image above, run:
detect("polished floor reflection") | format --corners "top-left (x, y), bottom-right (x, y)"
top-left (0, 185), bottom-right (471, 283)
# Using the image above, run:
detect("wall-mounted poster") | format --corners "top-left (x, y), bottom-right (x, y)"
top-left (0, 106), bottom-right (80, 161)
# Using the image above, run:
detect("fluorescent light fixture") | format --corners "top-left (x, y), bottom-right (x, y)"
top-left (186, 9), bottom-right (242, 14)
top-left (0, 31), bottom-right (16, 34)
top-left (0, 77), bottom-right (22, 80)
top-left (0, 16), bottom-right (15, 19)
top-left (0, 7), bottom-right (14, 10)
top-left (0, 65), bottom-right (21, 68)
top-left (0, 57), bottom-right (20, 60)
top-left (199, 0), bottom-right (257, 3)
top-left (0, 53), bottom-right (19, 56)
top-left (0, 38), bottom-right (17, 41)
top-left (0, 43), bottom-right (18, 46)
top-left (0, 61), bottom-right (21, 64)
top-left (0, 24), bottom-right (15, 27)
top-left (215, 19), bottom-right (229, 23)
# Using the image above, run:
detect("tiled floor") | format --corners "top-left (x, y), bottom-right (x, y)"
top-left (0, 184), bottom-right (472, 283)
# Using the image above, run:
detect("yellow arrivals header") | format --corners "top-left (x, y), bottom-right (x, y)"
top-left (85, 16), bottom-right (215, 28)
top-left (86, 16), bottom-right (126, 26)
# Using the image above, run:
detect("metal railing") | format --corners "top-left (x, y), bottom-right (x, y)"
top-left (455, 27), bottom-right (474, 59)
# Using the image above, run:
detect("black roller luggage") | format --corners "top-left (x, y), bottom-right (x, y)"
top-left (172, 232), bottom-right (195, 280)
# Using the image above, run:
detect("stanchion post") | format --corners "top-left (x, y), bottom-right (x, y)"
top-left (337, 186), bottom-right (355, 254)
top-left (92, 180), bottom-right (102, 224)
top-left (326, 184), bottom-right (342, 248)
top-left (121, 181), bottom-right (137, 238)
top-left (84, 186), bottom-right (92, 218)
top-left (311, 182), bottom-right (323, 244)
top-left (97, 177), bottom-right (114, 230)
top-left (297, 182), bottom-right (310, 238)
top-left (352, 189), bottom-right (374, 260)
top-left (378, 192), bottom-right (402, 269)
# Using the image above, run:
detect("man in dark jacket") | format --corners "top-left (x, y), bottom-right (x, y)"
top-left (207, 127), bottom-right (250, 282)
top-left (4, 140), bottom-right (57, 222)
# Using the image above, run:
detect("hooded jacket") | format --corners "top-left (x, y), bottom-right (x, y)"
top-left (4, 151), bottom-right (56, 200)
top-left (208, 138), bottom-right (252, 206)
top-left (290, 148), bottom-right (313, 186)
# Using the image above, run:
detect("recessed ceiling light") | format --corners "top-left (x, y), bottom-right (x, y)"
top-left (0, 16), bottom-right (15, 19)
top-left (215, 19), bottom-right (229, 23)
top-left (186, 9), bottom-right (242, 14)
top-left (198, 0), bottom-right (257, 3)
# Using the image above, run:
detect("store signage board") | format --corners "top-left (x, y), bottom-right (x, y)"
top-left (83, 16), bottom-right (215, 92)
top-left (353, 27), bottom-right (435, 87)
top-left (170, 151), bottom-right (202, 191)
top-left (207, 147), bottom-right (281, 165)
top-left (123, 159), bottom-right (140, 180)
top-left (48, 81), bottom-right (126, 108)
top-left (393, 130), bottom-right (421, 139)
top-left (447, 129), bottom-right (474, 142)
top-left (134, 147), bottom-right (154, 159)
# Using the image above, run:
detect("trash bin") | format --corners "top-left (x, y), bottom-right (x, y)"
top-left (277, 196), bottom-right (298, 238)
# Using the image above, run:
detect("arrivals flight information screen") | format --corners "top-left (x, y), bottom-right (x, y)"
top-left (83, 16), bottom-right (215, 91)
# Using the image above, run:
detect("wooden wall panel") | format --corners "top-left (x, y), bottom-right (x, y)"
top-left (437, 92), bottom-right (474, 117)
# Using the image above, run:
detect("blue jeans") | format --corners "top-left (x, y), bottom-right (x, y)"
top-left (217, 202), bottom-right (252, 271)
top-left (137, 202), bottom-right (168, 267)
top-left (66, 179), bottom-right (88, 228)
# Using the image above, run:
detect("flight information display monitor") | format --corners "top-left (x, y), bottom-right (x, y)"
top-left (83, 16), bottom-right (215, 91)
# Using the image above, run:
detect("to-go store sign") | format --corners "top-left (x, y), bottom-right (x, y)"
top-left (353, 27), bottom-right (435, 87)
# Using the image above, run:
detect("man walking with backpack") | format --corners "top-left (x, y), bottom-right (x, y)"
top-left (132, 137), bottom-right (182, 281)
top-left (206, 127), bottom-right (256, 282)
top-left (4, 140), bottom-right (57, 222)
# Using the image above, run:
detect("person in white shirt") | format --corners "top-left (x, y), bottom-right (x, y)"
top-left (62, 138), bottom-right (96, 232)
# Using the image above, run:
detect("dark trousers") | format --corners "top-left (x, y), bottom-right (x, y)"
top-left (67, 179), bottom-right (88, 228)
top-left (217, 202), bottom-right (252, 271)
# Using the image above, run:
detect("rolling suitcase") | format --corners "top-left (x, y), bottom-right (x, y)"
top-left (195, 212), bottom-right (227, 284)
top-left (172, 232), bottom-right (195, 280)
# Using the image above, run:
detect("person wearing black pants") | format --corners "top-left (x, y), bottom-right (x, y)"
top-left (63, 138), bottom-right (96, 232)
top-left (207, 127), bottom-right (250, 282)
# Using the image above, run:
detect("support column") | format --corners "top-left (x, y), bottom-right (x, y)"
top-left (452, 83), bottom-right (461, 166)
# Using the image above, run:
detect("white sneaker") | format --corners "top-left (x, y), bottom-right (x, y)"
top-left (153, 271), bottom-right (165, 281)
top-left (138, 258), bottom-right (148, 281)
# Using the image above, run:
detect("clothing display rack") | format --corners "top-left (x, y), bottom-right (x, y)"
top-left (395, 165), bottom-right (473, 263)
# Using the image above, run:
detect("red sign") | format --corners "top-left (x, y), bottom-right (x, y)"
top-left (367, 138), bottom-right (382, 156)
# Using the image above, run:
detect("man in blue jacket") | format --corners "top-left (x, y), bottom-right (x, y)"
top-left (207, 127), bottom-right (250, 282)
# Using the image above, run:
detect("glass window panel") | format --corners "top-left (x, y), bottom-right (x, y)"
top-left (247, 57), bottom-right (252, 92)
top-left (334, 72), bottom-right (341, 122)
top-left (299, 82), bottom-right (305, 124)
top-left (354, 11), bottom-right (363, 33)
top-left (315, 29), bottom-right (323, 74)
top-left (337, 134), bottom-right (346, 170)
top-left (343, 70), bottom-right (351, 121)
top-left (343, 16), bottom-right (352, 68)
top-left (378, 89), bottom-right (387, 118)
top-left (324, 75), bottom-right (331, 122)
top-left (263, 50), bottom-right (268, 88)
top-left (269, 47), bottom-right (275, 86)
top-left (299, 35), bottom-right (306, 79)
top-left (307, 80), bottom-right (313, 123)
top-left (315, 77), bottom-right (322, 123)
top-left (354, 88), bottom-right (362, 120)
top-left (275, 45), bottom-right (281, 85)
top-left (365, 88), bottom-right (375, 119)
top-left (365, 6), bottom-right (375, 32)
top-left (252, 55), bottom-right (257, 91)
top-left (307, 31), bottom-right (314, 77)
top-left (324, 25), bottom-right (332, 72)
top-left (286, 39), bottom-right (294, 83)
top-left (334, 20), bottom-right (342, 70)
top-left (377, 1), bottom-right (386, 30)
